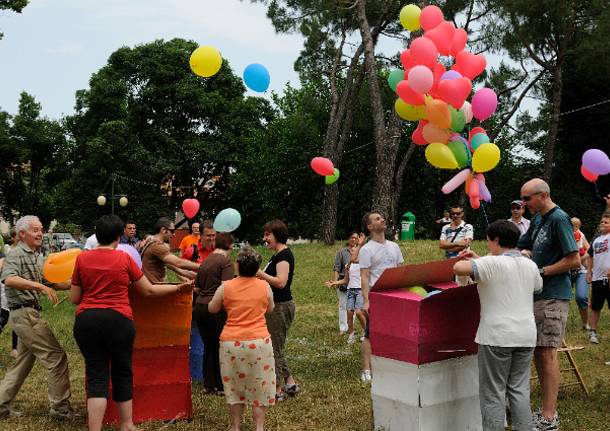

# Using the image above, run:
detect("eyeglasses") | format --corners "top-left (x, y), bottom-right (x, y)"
top-left (165, 227), bottom-right (175, 233)
top-left (520, 192), bottom-right (542, 202)
top-left (450, 212), bottom-right (463, 216)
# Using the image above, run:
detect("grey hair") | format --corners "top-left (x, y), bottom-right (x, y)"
top-left (15, 215), bottom-right (40, 234)
top-left (237, 245), bottom-right (262, 266)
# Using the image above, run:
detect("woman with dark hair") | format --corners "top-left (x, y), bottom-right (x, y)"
top-left (193, 232), bottom-right (234, 395)
top-left (70, 215), bottom-right (192, 431)
top-left (209, 246), bottom-right (275, 431)
top-left (256, 219), bottom-right (298, 401)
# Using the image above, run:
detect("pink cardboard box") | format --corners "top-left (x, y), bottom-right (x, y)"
top-left (369, 258), bottom-right (480, 365)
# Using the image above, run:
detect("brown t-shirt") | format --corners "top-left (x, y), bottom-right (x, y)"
top-left (141, 240), bottom-right (170, 284)
top-left (195, 253), bottom-right (234, 304)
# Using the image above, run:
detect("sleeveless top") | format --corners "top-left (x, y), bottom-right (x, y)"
top-left (220, 277), bottom-right (270, 341)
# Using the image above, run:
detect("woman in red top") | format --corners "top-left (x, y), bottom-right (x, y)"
top-left (70, 215), bottom-right (191, 431)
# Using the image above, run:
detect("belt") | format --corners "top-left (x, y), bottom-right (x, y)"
top-left (9, 301), bottom-right (42, 311)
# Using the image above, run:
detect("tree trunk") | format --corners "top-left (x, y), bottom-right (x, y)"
top-left (543, 65), bottom-right (562, 182)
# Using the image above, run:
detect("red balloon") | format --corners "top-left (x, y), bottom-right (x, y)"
top-left (400, 49), bottom-right (417, 71)
top-left (310, 157), bottom-right (334, 176)
top-left (424, 21), bottom-right (455, 56)
top-left (451, 28), bottom-right (468, 57)
top-left (469, 127), bottom-right (486, 141)
top-left (410, 37), bottom-right (438, 69)
top-left (469, 195), bottom-right (481, 209)
top-left (468, 177), bottom-right (480, 199)
top-left (182, 199), bottom-right (200, 219)
top-left (412, 120), bottom-right (428, 145)
top-left (453, 51), bottom-right (487, 80)
top-left (420, 5), bottom-right (444, 31)
top-left (581, 165), bottom-right (599, 182)
top-left (437, 77), bottom-right (472, 109)
top-left (396, 80), bottom-right (425, 105)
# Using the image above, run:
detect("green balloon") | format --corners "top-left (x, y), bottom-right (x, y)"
top-left (450, 106), bottom-right (466, 132)
top-left (325, 168), bottom-right (340, 185)
top-left (407, 286), bottom-right (428, 298)
top-left (448, 140), bottom-right (470, 168)
top-left (387, 69), bottom-right (404, 92)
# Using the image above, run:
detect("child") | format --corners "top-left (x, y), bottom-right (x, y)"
top-left (454, 220), bottom-right (542, 431)
top-left (326, 249), bottom-right (366, 344)
top-left (571, 217), bottom-right (591, 330)
top-left (586, 213), bottom-right (610, 344)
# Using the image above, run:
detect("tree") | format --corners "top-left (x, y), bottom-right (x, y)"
top-left (0, 0), bottom-right (29, 40)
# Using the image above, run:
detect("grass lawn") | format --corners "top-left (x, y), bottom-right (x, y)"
top-left (0, 240), bottom-right (608, 430)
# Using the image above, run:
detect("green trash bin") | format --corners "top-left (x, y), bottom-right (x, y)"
top-left (401, 211), bottom-right (416, 241)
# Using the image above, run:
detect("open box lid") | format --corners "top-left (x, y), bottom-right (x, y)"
top-left (371, 257), bottom-right (462, 292)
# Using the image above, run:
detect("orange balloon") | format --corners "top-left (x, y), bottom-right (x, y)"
top-left (43, 248), bottom-right (81, 283)
top-left (425, 97), bottom-right (451, 129)
top-left (422, 122), bottom-right (450, 144)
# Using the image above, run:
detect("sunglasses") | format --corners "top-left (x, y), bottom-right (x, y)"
top-left (520, 192), bottom-right (542, 202)
top-left (450, 212), bottom-right (463, 216)
top-left (511, 206), bottom-right (522, 210)
top-left (165, 227), bottom-right (175, 233)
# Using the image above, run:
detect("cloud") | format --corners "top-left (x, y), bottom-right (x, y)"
top-left (45, 42), bottom-right (84, 55)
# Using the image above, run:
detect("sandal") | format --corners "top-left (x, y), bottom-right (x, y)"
top-left (275, 391), bottom-right (287, 402)
top-left (284, 384), bottom-right (300, 397)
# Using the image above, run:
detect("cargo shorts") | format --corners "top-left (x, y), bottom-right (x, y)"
top-left (534, 299), bottom-right (569, 348)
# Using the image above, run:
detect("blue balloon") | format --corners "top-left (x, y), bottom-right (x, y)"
top-left (214, 208), bottom-right (242, 232)
top-left (243, 63), bottom-right (270, 92)
top-left (471, 133), bottom-right (490, 151)
top-left (441, 70), bottom-right (462, 81)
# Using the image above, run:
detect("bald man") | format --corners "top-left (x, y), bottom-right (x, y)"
top-left (517, 178), bottom-right (580, 431)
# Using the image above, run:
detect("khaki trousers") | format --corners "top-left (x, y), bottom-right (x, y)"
top-left (265, 300), bottom-right (296, 384)
top-left (0, 307), bottom-right (71, 413)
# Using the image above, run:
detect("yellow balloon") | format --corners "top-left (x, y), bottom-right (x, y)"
top-left (471, 143), bottom-right (501, 172)
top-left (425, 143), bottom-right (459, 169)
top-left (189, 45), bottom-right (222, 78)
top-left (42, 248), bottom-right (82, 283)
top-left (400, 4), bottom-right (421, 32)
top-left (395, 98), bottom-right (425, 121)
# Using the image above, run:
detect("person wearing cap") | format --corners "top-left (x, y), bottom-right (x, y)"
top-left (508, 200), bottom-right (530, 236)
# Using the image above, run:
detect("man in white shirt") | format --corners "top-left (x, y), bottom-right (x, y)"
top-left (83, 233), bottom-right (98, 250)
top-left (359, 211), bottom-right (404, 382)
top-left (454, 220), bottom-right (542, 431)
top-left (439, 205), bottom-right (474, 259)
top-left (508, 200), bottom-right (530, 236)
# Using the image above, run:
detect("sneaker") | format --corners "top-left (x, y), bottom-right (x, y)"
top-left (347, 332), bottom-right (357, 344)
top-left (360, 369), bottom-right (372, 383)
top-left (583, 323), bottom-right (591, 331)
top-left (49, 407), bottom-right (82, 421)
top-left (0, 408), bottom-right (24, 420)
top-left (275, 391), bottom-right (287, 402)
top-left (589, 331), bottom-right (600, 344)
top-left (284, 383), bottom-right (300, 397)
top-left (534, 412), bottom-right (559, 431)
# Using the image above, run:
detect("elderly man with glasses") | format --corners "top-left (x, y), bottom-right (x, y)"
top-left (516, 178), bottom-right (580, 431)
top-left (439, 205), bottom-right (474, 259)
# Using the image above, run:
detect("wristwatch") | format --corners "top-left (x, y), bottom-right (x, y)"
top-left (539, 267), bottom-right (545, 276)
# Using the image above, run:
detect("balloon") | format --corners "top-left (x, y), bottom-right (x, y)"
top-left (453, 51), bottom-right (487, 80)
top-left (470, 195), bottom-right (481, 209)
top-left (448, 140), bottom-right (469, 167)
top-left (425, 98), bottom-right (451, 129)
top-left (408, 65), bottom-right (434, 94)
top-left (469, 127), bottom-right (487, 141)
top-left (395, 98), bottom-right (425, 121)
top-left (581, 165), bottom-right (599, 182)
top-left (182, 199), bottom-right (200, 219)
top-left (426, 143), bottom-right (459, 169)
top-left (214, 208), bottom-right (242, 232)
top-left (408, 286), bottom-right (428, 298)
top-left (117, 244), bottom-right (142, 269)
top-left (43, 248), bottom-right (81, 283)
top-left (451, 28), bottom-right (468, 57)
top-left (427, 290), bottom-right (442, 298)
top-left (325, 168), bottom-right (340, 185)
top-left (243, 63), bottom-right (270, 92)
top-left (412, 120), bottom-right (428, 145)
top-left (189, 45), bottom-right (222, 77)
top-left (399, 4), bottom-right (421, 31)
top-left (441, 168), bottom-right (471, 194)
top-left (396, 80), bottom-right (425, 105)
top-left (310, 157), bottom-right (335, 176)
top-left (470, 132), bottom-right (490, 150)
top-left (424, 21), bottom-right (455, 56)
top-left (449, 107), bottom-right (466, 133)
top-left (468, 177), bottom-right (480, 199)
top-left (388, 69), bottom-right (405, 92)
top-left (420, 5), bottom-right (444, 31)
top-left (477, 174), bottom-right (492, 202)
top-left (437, 77), bottom-right (472, 109)
top-left (582, 149), bottom-right (610, 175)
top-left (429, 62), bottom-right (446, 98)
top-left (471, 88), bottom-right (498, 121)
top-left (423, 122), bottom-right (450, 143)
top-left (400, 49), bottom-right (417, 71)
top-left (472, 143), bottom-right (501, 172)
top-left (410, 37), bottom-right (438, 69)
top-left (460, 101), bottom-right (473, 123)
top-left (441, 70), bottom-right (462, 81)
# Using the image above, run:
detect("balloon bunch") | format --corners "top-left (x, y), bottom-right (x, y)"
top-left (310, 157), bottom-right (340, 185)
top-left (581, 149), bottom-right (610, 183)
top-left (393, 4), bottom-right (501, 209)
top-left (189, 45), bottom-right (271, 92)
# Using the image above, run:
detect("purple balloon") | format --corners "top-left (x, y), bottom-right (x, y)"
top-left (479, 180), bottom-right (492, 202)
top-left (116, 244), bottom-right (142, 269)
top-left (582, 149), bottom-right (610, 175)
top-left (441, 70), bottom-right (462, 81)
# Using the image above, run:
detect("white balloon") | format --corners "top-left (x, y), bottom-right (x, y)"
top-left (460, 101), bottom-right (473, 123)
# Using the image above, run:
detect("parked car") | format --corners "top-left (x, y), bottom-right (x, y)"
top-left (50, 232), bottom-right (81, 251)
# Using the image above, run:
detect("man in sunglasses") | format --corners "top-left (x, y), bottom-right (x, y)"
top-left (516, 178), bottom-right (580, 431)
top-left (439, 205), bottom-right (474, 259)
top-left (140, 217), bottom-right (200, 284)
top-left (508, 200), bottom-right (530, 236)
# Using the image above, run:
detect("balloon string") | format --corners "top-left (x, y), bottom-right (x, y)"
top-left (594, 182), bottom-right (606, 202)
top-left (480, 201), bottom-right (490, 226)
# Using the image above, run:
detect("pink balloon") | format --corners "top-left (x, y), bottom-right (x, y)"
top-left (420, 5), bottom-right (444, 31)
top-left (460, 101), bottom-right (473, 123)
top-left (437, 77), bottom-right (472, 109)
top-left (412, 120), bottom-right (428, 146)
top-left (471, 88), bottom-right (498, 121)
top-left (424, 21), bottom-right (455, 56)
top-left (396, 80), bottom-right (425, 105)
top-left (310, 157), bottom-right (335, 176)
top-left (441, 169), bottom-right (471, 194)
top-left (182, 198), bottom-right (200, 219)
top-left (422, 122), bottom-right (450, 144)
top-left (582, 149), bottom-right (610, 175)
top-left (410, 37), bottom-right (438, 69)
top-left (470, 195), bottom-right (480, 209)
top-left (468, 177), bottom-right (480, 199)
top-left (407, 65), bottom-right (433, 94)
top-left (451, 28), bottom-right (468, 57)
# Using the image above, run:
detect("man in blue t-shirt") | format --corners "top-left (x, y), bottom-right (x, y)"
top-left (517, 178), bottom-right (579, 431)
